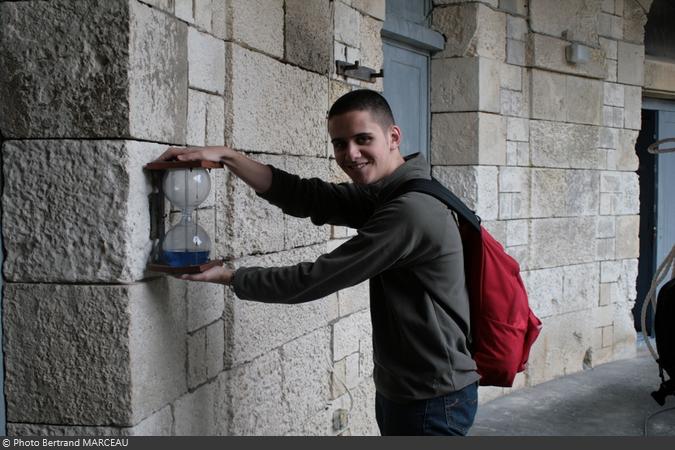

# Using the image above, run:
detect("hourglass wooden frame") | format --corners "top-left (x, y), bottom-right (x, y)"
top-left (144, 160), bottom-right (224, 274)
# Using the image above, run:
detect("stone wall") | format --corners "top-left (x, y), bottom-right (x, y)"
top-left (430, 0), bottom-right (650, 402)
top-left (1, 0), bottom-right (383, 436)
top-left (0, 0), bottom-right (659, 436)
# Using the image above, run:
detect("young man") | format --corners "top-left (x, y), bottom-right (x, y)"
top-left (157, 89), bottom-right (479, 436)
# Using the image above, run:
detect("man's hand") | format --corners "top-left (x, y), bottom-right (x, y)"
top-left (179, 265), bottom-right (234, 285)
top-left (157, 146), bottom-right (232, 163)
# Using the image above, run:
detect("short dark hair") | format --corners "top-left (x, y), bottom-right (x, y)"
top-left (328, 89), bottom-right (395, 131)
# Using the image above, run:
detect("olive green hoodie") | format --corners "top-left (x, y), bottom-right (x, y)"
top-left (233, 153), bottom-right (479, 402)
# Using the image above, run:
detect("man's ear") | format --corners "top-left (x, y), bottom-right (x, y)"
top-left (389, 125), bottom-right (402, 150)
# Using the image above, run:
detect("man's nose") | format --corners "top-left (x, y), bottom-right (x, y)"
top-left (346, 141), bottom-right (361, 159)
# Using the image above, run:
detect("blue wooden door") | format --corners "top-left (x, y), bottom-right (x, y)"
top-left (656, 111), bottom-right (675, 268)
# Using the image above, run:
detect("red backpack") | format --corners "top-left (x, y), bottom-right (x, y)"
top-left (391, 178), bottom-right (543, 387)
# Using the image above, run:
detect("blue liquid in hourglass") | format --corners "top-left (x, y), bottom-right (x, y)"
top-left (162, 250), bottom-right (210, 267)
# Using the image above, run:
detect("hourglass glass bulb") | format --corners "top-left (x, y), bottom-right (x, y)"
top-left (163, 168), bottom-right (211, 209)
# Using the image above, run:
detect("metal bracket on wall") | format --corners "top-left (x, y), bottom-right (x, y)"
top-left (335, 60), bottom-right (383, 83)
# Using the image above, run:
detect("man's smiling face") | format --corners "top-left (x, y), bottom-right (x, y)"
top-left (328, 110), bottom-right (403, 185)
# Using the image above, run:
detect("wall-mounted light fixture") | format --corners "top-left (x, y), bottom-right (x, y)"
top-left (565, 42), bottom-right (591, 65)
top-left (144, 160), bottom-right (224, 274)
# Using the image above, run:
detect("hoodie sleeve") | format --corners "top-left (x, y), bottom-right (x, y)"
top-left (256, 165), bottom-right (376, 229)
top-left (232, 198), bottom-right (419, 303)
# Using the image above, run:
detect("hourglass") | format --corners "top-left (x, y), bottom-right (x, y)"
top-left (144, 160), bottom-right (224, 274)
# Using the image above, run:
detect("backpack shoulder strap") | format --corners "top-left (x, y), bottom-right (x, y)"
top-left (387, 178), bottom-right (482, 232)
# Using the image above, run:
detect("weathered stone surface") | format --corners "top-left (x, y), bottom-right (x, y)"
top-left (530, 169), bottom-right (566, 218)
top-left (616, 129), bottom-right (639, 170)
top-left (280, 328), bottom-right (332, 425)
top-left (333, 310), bottom-right (370, 361)
top-left (531, 69), bottom-right (603, 126)
top-left (507, 39), bottom-right (526, 66)
top-left (644, 57), bottom-right (675, 97)
top-left (600, 37), bottom-right (618, 60)
top-left (431, 113), bottom-right (506, 166)
top-left (359, 15), bottom-right (384, 87)
top-left (506, 219), bottom-right (528, 247)
top-left (507, 117), bottom-right (529, 141)
top-left (207, 319), bottom-right (225, 378)
top-left (4, 279), bottom-right (185, 426)
top-left (338, 281), bottom-right (370, 317)
top-left (174, 381), bottom-right (218, 435)
top-left (187, 89), bottom-right (225, 146)
top-left (226, 244), bottom-right (339, 364)
top-left (2, 140), bottom-right (165, 283)
top-left (129, 0), bottom-right (188, 144)
top-left (599, 172), bottom-right (639, 215)
top-left (175, 0), bottom-right (194, 23)
top-left (0, 1), bottom-right (128, 138)
top-left (353, 0), bottom-right (386, 20)
top-left (501, 63), bottom-right (523, 91)
top-left (186, 281), bottom-right (225, 332)
top-left (603, 82), bottom-right (624, 107)
top-left (531, 69), bottom-right (566, 122)
top-left (507, 15), bottom-right (528, 41)
top-left (529, 0), bottom-right (600, 45)
top-left (526, 309), bottom-right (593, 385)
top-left (623, 85), bottom-right (642, 130)
top-left (188, 328), bottom-right (208, 388)
top-left (529, 120), bottom-right (599, 169)
top-left (623, 0), bottom-right (647, 44)
top-left (432, 3), bottom-right (506, 60)
top-left (603, 105), bottom-right (623, 128)
top-left (565, 169), bottom-right (600, 216)
top-left (335, 1), bottom-right (361, 48)
top-left (527, 34), bottom-right (606, 80)
top-left (599, 11), bottom-right (623, 40)
top-left (617, 41), bottom-right (644, 86)
top-left (230, 0), bottom-right (284, 58)
top-left (431, 57), bottom-right (501, 113)
top-left (128, 405), bottom-right (173, 436)
top-left (615, 215), bottom-right (639, 259)
top-left (7, 423), bottom-right (131, 437)
top-left (530, 217), bottom-right (597, 269)
top-left (432, 166), bottom-right (499, 221)
top-left (188, 27), bottom-right (225, 94)
top-left (285, 0), bottom-right (332, 73)
top-left (498, 166), bottom-right (530, 220)
top-left (228, 44), bottom-right (328, 156)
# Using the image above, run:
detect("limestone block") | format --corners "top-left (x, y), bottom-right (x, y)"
top-left (615, 215), bottom-right (639, 259)
top-left (431, 57), bottom-right (501, 113)
top-left (621, 258), bottom-right (638, 302)
top-left (598, 126), bottom-right (619, 149)
top-left (507, 39), bottom-right (526, 66)
top-left (359, 15), bottom-right (384, 87)
top-left (565, 169), bottom-right (599, 216)
top-left (187, 89), bottom-right (224, 146)
top-left (529, 0), bottom-right (600, 45)
top-left (606, 59), bottom-right (618, 82)
top-left (230, 0), bottom-right (283, 57)
top-left (335, 1), bottom-right (361, 47)
top-left (623, 85), bottom-right (642, 130)
top-left (206, 320), bottom-right (225, 378)
top-left (285, 0), bottom-right (332, 74)
top-left (526, 310), bottom-right (593, 385)
top-left (623, 0), bottom-right (647, 44)
top-left (186, 281), bottom-right (225, 332)
top-left (527, 34), bottom-right (606, 80)
top-left (431, 113), bottom-right (506, 166)
top-left (353, 0), bottom-right (385, 20)
top-left (529, 120), bottom-right (599, 169)
top-left (616, 129), bottom-right (639, 170)
top-left (432, 165), bottom-right (499, 221)
top-left (358, 319), bottom-right (374, 379)
top-left (338, 281), bottom-right (370, 317)
top-left (644, 57), bottom-right (675, 97)
top-left (4, 279), bottom-right (185, 426)
top-left (530, 169), bottom-right (566, 218)
top-left (523, 267), bottom-right (563, 318)
top-left (612, 172), bottom-right (639, 215)
top-left (344, 380), bottom-right (379, 436)
top-left (600, 260), bottom-right (622, 284)
top-left (139, 0), bottom-right (173, 14)
top-left (600, 37), bottom-right (618, 60)
top-left (506, 219), bottom-right (528, 247)
top-left (501, 63), bottom-right (523, 91)
top-left (565, 75), bottom-right (603, 126)
top-left (175, 0), bottom-right (194, 23)
top-left (331, 358), bottom-right (348, 399)
top-left (482, 220), bottom-right (507, 244)
top-left (2, 140), bottom-right (166, 283)
top-left (597, 216), bottom-right (616, 238)
top-left (530, 217), bottom-right (597, 269)
top-left (507, 16), bottom-right (528, 41)
top-left (603, 82), bottom-right (625, 107)
top-left (211, 0), bottom-right (227, 39)
top-left (0, 0), bottom-right (128, 138)
top-left (599, 12), bottom-right (623, 40)
top-left (563, 263), bottom-right (600, 311)
top-left (601, 0), bottom-right (614, 13)
top-left (194, 0), bottom-right (214, 32)
top-left (507, 117), bottom-right (529, 141)
top-left (228, 44), bottom-right (328, 156)
top-left (174, 381), bottom-right (218, 435)
top-left (498, 167), bottom-right (530, 220)
top-left (334, 311), bottom-right (370, 361)
top-left (219, 351), bottom-right (288, 435)
top-left (432, 3), bottom-right (506, 60)
top-left (188, 328), bottom-right (208, 388)
top-left (280, 328), bottom-right (332, 424)
top-left (283, 156), bottom-right (332, 249)
top-left (188, 27), bottom-right (225, 94)
top-left (225, 244), bottom-right (339, 364)
top-left (617, 41), bottom-right (644, 86)
top-left (603, 106), bottom-right (623, 128)
top-left (129, 405), bottom-right (173, 436)
top-left (501, 83), bottom-right (530, 118)
top-left (531, 69), bottom-right (567, 122)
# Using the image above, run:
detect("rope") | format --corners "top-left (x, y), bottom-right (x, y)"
top-left (647, 137), bottom-right (675, 154)
top-left (641, 245), bottom-right (675, 361)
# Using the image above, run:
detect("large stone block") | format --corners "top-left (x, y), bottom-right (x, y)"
top-left (186, 281), bottom-right (225, 332)
top-left (2, 140), bottom-right (165, 283)
top-left (531, 69), bottom-right (567, 122)
top-left (530, 169), bottom-right (566, 218)
top-left (186, 89), bottom-right (225, 146)
top-left (617, 41), bottom-right (644, 86)
top-left (285, 0), bottom-right (332, 73)
top-left (173, 381), bottom-right (218, 435)
top-left (623, 0), bottom-right (647, 44)
top-left (4, 279), bottom-right (186, 426)
top-left (530, 217), bottom-right (597, 269)
top-left (432, 3), bottom-right (506, 60)
top-left (526, 309), bottom-right (593, 385)
top-left (431, 57), bottom-right (501, 113)
top-left (531, 70), bottom-right (603, 126)
top-left (129, 0), bottom-right (188, 144)
top-left (335, 1), bottom-right (361, 48)
top-left (225, 243), bottom-right (338, 365)
top-left (529, 0), bottom-right (600, 45)
top-left (359, 15), bottom-right (384, 87)
top-left (227, 44), bottom-right (328, 156)
top-left (565, 169), bottom-right (600, 216)
top-left (498, 167), bottom-right (530, 219)
top-left (431, 113), bottom-right (506, 166)
top-left (333, 310), bottom-right (370, 361)
top-left (529, 120), bottom-right (599, 169)
top-left (527, 33), bottom-right (606, 80)
top-left (188, 27), bottom-right (225, 94)
top-left (523, 267), bottom-right (564, 318)
top-left (615, 129), bottom-right (639, 171)
top-left (623, 85), bottom-right (642, 131)
top-left (644, 57), bottom-right (675, 97)
top-left (432, 166), bottom-right (499, 221)
top-left (230, 0), bottom-right (284, 58)
top-left (615, 215), bottom-right (640, 259)
top-left (353, 0), bottom-right (385, 20)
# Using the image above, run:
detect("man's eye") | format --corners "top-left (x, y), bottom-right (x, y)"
top-left (356, 136), bottom-right (371, 144)
top-left (333, 142), bottom-right (346, 151)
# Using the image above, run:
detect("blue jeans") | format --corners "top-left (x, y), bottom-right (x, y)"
top-left (375, 382), bottom-right (478, 436)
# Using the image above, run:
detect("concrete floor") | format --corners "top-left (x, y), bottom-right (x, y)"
top-left (470, 351), bottom-right (675, 436)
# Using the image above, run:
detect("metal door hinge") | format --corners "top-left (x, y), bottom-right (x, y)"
top-left (336, 60), bottom-right (383, 83)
